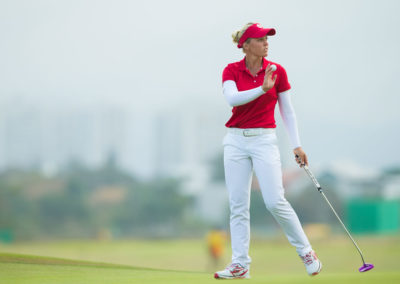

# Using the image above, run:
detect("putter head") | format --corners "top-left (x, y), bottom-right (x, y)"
top-left (359, 263), bottom-right (374, 272)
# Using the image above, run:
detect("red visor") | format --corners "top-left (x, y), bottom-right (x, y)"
top-left (237, 23), bottom-right (276, 48)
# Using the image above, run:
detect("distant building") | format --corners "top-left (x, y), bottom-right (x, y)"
top-left (0, 99), bottom-right (128, 175)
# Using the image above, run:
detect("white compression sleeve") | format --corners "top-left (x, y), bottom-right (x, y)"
top-left (223, 80), bottom-right (264, 107)
top-left (278, 90), bottom-right (302, 149)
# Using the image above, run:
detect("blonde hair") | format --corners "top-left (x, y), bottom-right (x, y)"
top-left (231, 22), bottom-right (254, 46)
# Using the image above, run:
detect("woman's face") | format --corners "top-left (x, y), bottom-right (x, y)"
top-left (243, 36), bottom-right (269, 57)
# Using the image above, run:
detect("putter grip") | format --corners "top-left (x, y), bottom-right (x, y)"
top-left (303, 165), bottom-right (322, 191)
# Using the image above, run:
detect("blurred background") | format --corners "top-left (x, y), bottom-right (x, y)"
top-left (0, 0), bottom-right (399, 272)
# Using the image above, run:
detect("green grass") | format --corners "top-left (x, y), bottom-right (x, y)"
top-left (0, 235), bottom-right (399, 283)
top-left (0, 252), bottom-right (399, 284)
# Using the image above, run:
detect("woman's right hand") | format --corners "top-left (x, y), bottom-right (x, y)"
top-left (262, 64), bottom-right (277, 93)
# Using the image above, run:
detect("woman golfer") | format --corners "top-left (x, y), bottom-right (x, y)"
top-left (214, 23), bottom-right (322, 279)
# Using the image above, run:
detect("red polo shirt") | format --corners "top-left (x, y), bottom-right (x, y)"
top-left (222, 57), bottom-right (291, 129)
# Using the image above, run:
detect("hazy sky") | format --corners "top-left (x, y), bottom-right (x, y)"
top-left (1, 0), bottom-right (399, 170)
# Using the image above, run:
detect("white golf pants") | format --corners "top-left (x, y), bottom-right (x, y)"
top-left (223, 130), bottom-right (312, 266)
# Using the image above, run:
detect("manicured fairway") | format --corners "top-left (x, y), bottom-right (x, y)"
top-left (0, 254), bottom-right (400, 284)
top-left (0, 235), bottom-right (399, 283)
top-left (0, 253), bottom-right (399, 284)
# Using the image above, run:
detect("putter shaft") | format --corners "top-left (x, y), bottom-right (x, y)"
top-left (303, 165), bottom-right (367, 265)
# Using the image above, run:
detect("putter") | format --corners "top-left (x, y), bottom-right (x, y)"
top-left (300, 163), bottom-right (374, 272)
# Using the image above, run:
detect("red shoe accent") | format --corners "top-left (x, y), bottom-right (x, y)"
top-left (214, 273), bottom-right (220, 279)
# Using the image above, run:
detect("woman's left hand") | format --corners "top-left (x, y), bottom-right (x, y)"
top-left (293, 147), bottom-right (308, 167)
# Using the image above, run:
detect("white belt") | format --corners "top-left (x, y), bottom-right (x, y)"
top-left (227, 128), bottom-right (275, 137)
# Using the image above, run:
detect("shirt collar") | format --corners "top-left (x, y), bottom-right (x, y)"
top-left (239, 56), bottom-right (269, 72)
top-left (238, 57), bottom-right (247, 71)
top-left (261, 57), bottom-right (269, 70)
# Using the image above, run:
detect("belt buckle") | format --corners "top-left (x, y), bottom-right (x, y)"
top-left (243, 129), bottom-right (252, 137)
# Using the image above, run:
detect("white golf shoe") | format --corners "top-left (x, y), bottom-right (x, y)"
top-left (214, 263), bottom-right (250, 279)
top-left (300, 250), bottom-right (322, 276)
